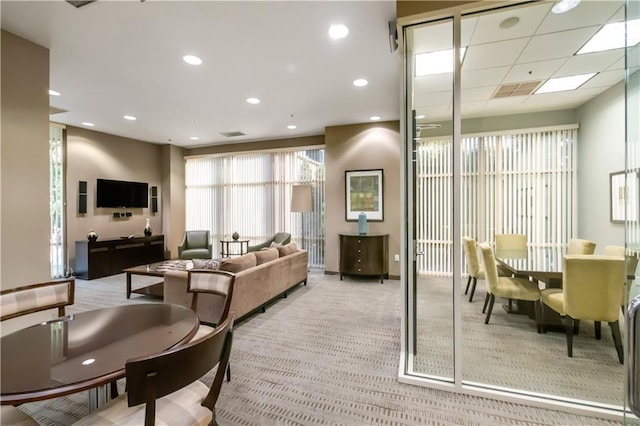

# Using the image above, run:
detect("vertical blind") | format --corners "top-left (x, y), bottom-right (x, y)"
top-left (416, 126), bottom-right (578, 276)
top-left (185, 149), bottom-right (325, 268)
top-left (50, 126), bottom-right (65, 278)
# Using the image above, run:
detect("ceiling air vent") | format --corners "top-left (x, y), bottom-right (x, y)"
top-left (492, 81), bottom-right (542, 99)
top-left (219, 131), bottom-right (246, 137)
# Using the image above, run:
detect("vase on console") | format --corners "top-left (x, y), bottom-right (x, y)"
top-left (144, 218), bottom-right (152, 236)
top-left (232, 231), bottom-right (239, 241)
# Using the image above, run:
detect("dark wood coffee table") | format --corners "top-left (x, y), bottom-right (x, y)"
top-left (124, 260), bottom-right (188, 299)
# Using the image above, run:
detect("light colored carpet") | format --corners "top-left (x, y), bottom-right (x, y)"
top-left (414, 276), bottom-right (625, 406)
top-left (17, 272), bottom-right (620, 425)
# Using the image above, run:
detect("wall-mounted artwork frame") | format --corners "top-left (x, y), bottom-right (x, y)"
top-left (345, 169), bottom-right (384, 221)
top-left (610, 170), bottom-right (638, 223)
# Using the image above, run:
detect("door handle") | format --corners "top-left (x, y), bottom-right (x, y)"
top-left (627, 295), bottom-right (640, 417)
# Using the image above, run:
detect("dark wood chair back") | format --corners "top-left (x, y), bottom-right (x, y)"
top-left (187, 270), bottom-right (235, 326)
top-left (125, 314), bottom-right (234, 426)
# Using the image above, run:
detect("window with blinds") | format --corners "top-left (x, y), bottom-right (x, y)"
top-left (185, 149), bottom-right (325, 268)
top-left (416, 126), bottom-right (578, 276)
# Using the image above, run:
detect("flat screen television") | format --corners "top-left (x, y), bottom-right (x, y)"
top-left (96, 178), bottom-right (149, 208)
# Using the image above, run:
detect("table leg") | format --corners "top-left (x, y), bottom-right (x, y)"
top-left (126, 273), bottom-right (132, 299)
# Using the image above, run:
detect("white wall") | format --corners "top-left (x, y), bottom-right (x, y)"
top-left (576, 81), bottom-right (626, 249)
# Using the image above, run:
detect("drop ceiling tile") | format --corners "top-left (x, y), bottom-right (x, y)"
top-left (502, 58), bottom-right (566, 84)
top-left (414, 90), bottom-right (452, 108)
top-left (462, 86), bottom-right (495, 102)
top-left (555, 50), bottom-right (625, 76)
top-left (581, 70), bottom-right (625, 90)
top-left (467, 2), bottom-right (551, 45)
top-left (414, 74), bottom-right (453, 93)
top-left (414, 105), bottom-right (451, 122)
top-left (412, 21), bottom-right (453, 54)
top-left (462, 66), bottom-right (510, 88)
top-left (517, 26), bottom-right (600, 63)
top-left (526, 87), bottom-right (607, 110)
top-left (536, 1), bottom-right (623, 35)
top-left (464, 38), bottom-right (529, 71)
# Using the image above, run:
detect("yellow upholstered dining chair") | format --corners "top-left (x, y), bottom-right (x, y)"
top-left (603, 245), bottom-right (639, 310)
top-left (462, 237), bottom-right (509, 302)
top-left (478, 243), bottom-right (541, 326)
top-left (495, 233), bottom-right (527, 251)
top-left (539, 255), bottom-right (625, 363)
top-left (567, 238), bottom-right (596, 255)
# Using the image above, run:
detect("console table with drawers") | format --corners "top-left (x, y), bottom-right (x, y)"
top-left (339, 233), bottom-right (389, 283)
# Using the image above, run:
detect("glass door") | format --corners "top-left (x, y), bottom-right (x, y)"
top-left (403, 0), bottom-right (633, 415)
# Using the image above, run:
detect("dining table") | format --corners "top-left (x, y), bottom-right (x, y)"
top-left (0, 303), bottom-right (199, 408)
top-left (495, 247), bottom-right (564, 288)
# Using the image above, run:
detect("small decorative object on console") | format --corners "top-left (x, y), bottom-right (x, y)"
top-left (144, 218), bottom-right (152, 236)
top-left (87, 230), bottom-right (98, 242)
top-left (358, 212), bottom-right (368, 235)
top-left (232, 231), bottom-right (239, 240)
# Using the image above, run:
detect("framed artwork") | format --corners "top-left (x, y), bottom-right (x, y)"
top-left (610, 170), bottom-right (638, 223)
top-left (345, 169), bottom-right (383, 221)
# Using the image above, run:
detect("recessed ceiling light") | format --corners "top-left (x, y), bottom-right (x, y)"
top-left (82, 122), bottom-right (95, 127)
top-left (48, 89), bottom-right (61, 96)
top-left (534, 73), bottom-right (596, 94)
top-left (415, 48), bottom-right (467, 77)
top-left (182, 55), bottom-right (202, 65)
top-left (353, 79), bottom-right (368, 87)
top-left (370, 115), bottom-right (381, 121)
top-left (552, 0), bottom-right (581, 14)
top-left (577, 19), bottom-right (640, 54)
top-left (329, 24), bottom-right (349, 39)
top-left (190, 136), bottom-right (200, 140)
top-left (123, 115), bottom-right (137, 121)
top-left (415, 114), bottom-right (426, 119)
top-left (287, 125), bottom-right (297, 130)
top-left (246, 97), bottom-right (261, 104)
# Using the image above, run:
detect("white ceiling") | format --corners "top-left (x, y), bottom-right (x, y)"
top-left (0, 0), bottom-right (399, 148)
top-left (1, 1), bottom-right (636, 147)
top-left (412, 0), bottom-right (631, 123)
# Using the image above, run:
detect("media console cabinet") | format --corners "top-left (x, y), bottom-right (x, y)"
top-left (75, 235), bottom-right (165, 280)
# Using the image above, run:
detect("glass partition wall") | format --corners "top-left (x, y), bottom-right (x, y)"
top-left (402, 0), bottom-right (634, 417)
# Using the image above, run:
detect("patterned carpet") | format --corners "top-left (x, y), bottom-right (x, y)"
top-left (16, 272), bottom-right (620, 425)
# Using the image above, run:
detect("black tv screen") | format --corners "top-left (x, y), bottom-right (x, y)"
top-left (96, 179), bottom-right (149, 208)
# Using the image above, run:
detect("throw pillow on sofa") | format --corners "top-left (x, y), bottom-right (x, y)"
top-left (191, 258), bottom-right (221, 270)
top-left (276, 241), bottom-right (297, 257)
top-left (218, 253), bottom-right (257, 273)
top-left (254, 247), bottom-right (279, 265)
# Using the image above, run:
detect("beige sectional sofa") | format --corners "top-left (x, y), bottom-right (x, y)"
top-left (163, 243), bottom-right (308, 324)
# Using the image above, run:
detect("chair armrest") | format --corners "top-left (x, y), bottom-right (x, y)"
top-left (177, 234), bottom-right (188, 257)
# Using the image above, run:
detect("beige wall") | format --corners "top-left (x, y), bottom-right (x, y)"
top-left (187, 134), bottom-right (324, 157)
top-left (65, 126), bottom-right (164, 264)
top-left (1, 30), bottom-right (51, 288)
top-left (325, 121), bottom-right (401, 278)
top-left (161, 144), bottom-right (186, 259)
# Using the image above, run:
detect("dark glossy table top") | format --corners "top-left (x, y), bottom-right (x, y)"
top-left (495, 247), bottom-right (563, 276)
top-left (1, 303), bottom-right (198, 404)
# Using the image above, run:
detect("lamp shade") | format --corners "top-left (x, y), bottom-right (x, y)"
top-left (291, 185), bottom-right (313, 212)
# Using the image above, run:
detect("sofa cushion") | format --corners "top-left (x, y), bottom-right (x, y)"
top-left (277, 241), bottom-right (297, 257)
top-left (218, 253), bottom-right (257, 273)
top-left (191, 258), bottom-right (221, 270)
top-left (254, 248), bottom-right (279, 265)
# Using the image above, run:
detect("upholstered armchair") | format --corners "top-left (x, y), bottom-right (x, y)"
top-left (178, 230), bottom-right (213, 260)
top-left (539, 255), bottom-right (625, 363)
top-left (248, 232), bottom-right (291, 252)
top-left (567, 238), bottom-right (596, 255)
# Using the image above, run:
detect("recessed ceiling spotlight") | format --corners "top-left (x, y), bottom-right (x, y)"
top-left (370, 115), bottom-right (381, 121)
top-left (123, 115), bottom-right (137, 121)
top-left (287, 125), bottom-right (297, 130)
top-left (182, 55), bottom-right (202, 65)
top-left (82, 122), bottom-right (95, 127)
top-left (48, 89), bottom-right (61, 96)
top-left (499, 17), bottom-right (520, 29)
top-left (246, 97), bottom-right (261, 104)
top-left (415, 114), bottom-right (426, 120)
top-left (329, 24), bottom-right (349, 39)
top-left (552, 0), bottom-right (580, 14)
top-left (190, 136), bottom-right (200, 140)
top-left (353, 79), bottom-right (368, 87)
